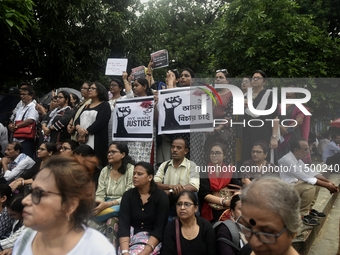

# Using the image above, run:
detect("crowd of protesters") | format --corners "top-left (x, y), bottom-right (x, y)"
top-left (0, 63), bottom-right (339, 255)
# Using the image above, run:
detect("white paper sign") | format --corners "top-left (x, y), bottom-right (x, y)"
top-left (105, 58), bottom-right (128, 75)
top-left (158, 87), bottom-right (214, 134)
top-left (112, 96), bottom-right (154, 141)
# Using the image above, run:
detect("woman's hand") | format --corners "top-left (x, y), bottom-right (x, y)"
top-left (269, 138), bottom-right (278, 149)
top-left (77, 127), bottom-right (88, 136)
top-left (0, 248), bottom-right (12, 255)
top-left (93, 200), bottom-right (110, 215)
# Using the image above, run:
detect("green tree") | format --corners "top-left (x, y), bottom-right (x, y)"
top-left (207, 0), bottom-right (340, 78)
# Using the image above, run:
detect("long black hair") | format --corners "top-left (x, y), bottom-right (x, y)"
top-left (108, 142), bottom-right (135, 174)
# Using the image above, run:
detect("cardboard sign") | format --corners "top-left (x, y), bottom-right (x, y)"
top-left (105, 58), bottom-right (128, 75)
top-left (150, 49), bottom-right (169, 69)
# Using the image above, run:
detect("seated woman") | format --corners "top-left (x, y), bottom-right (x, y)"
top-left (0, 194), bottom-right (25, 253)
top-left (237, 177), bottom-right (300, 255)
top-left (59, 139), bottom-right (79, 157)
top-left (9, 142), bottom-right (57, 191)
top-left (241, 141), bottom-right (278, 186)
top-left (199, 143), bottom-right (239, 223)
top-left (118, 162), bottom-right (169, 255)
top-left (94, 142), bottom-right (135, 222)
top-left (215, 195), bottom-right (246, 255)
top-left (12, 156), bottom-right (116, 254)
top-left (0, 184), bottom-right (14, 239)
top-left (161, 191), bottom-right (217, 255)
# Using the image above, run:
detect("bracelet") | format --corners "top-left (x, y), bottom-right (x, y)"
top-left (220, 197), bottom-right (224, 205)
top-left (146, 243), bottom-right (155, 251)
top-left (222, 198), bottom-right (226, 206)
top-left (121, 250), bottom-right (129, 254)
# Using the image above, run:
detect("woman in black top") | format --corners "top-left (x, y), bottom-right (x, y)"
top-left (161, 191), bottom-right (217, 255)
top-left (118, 162), bottom-right (169, 255)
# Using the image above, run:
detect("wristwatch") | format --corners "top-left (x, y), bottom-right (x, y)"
top-left (169, 189), bottom-right (174, 194)
top-left (121, 250), bottom-right (129, 255)
top-left (271, 134), bottom-right (279, 140)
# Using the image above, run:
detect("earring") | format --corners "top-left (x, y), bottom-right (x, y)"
top-left (67, 215), bottom-right (70, 221)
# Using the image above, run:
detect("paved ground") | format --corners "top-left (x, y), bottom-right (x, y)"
top-left (308, 192), bottom-right (340, 255)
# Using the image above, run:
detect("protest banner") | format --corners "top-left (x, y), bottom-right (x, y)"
top-left (150, 49), bottom-right (169, 69)
top-left (105, 58), bottom-right (128, 75)
top-left (112, 96), bottom-right (154, 141)
top-left (158, 87), bottom-right (214, 134)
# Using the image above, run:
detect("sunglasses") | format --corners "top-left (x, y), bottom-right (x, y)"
top-left (216, 69), bottom-right (228, 74)
top-left (25, 186), bottom-right (62, 205)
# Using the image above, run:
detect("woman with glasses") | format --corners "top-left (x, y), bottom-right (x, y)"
top-left (241, 70), bottom-right (279, 164)
top-left (90, 142), bottom-right (135, 246)
top-left (41, 91), bottom-right (74, 145)
top-left (118, 162), bottom-right (169, 255)
top-left (12, 156), bottom-right (116, 255)
top-left (236, 177), bottom-right (300, 255)
top-left (161, 190), bottom-right (217, 255)
top-left (241, 77), bottom-right (252, 94)
top-left (67, 81), bottom-right (92, 141)
top-left (241, 141), bottom-right (277, 186)
top-left (75, 82), bottom-right (111, 166)
top-left (206, 69), bottom-right (235, 167)
top-left (199, 143), bottom-right (237, 223)
top-left (108, 74), bottom-right (134, 144)
top-left (9, 142), bottom-right (58, 191)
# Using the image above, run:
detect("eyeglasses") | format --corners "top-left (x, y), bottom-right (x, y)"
top-left (251, 150), bottom-right (263, 154)
top-left (81, 87), bottom-right (89, 90)
top-left (176, 202), bottom-right (194, 208)
top-left (210, 151), bottom-right (223, 156)
top-left (236, 216), bottom-right (287, 244)
top-left (88, 87), bottom-right (97, 90)
top-left (60, 146), bottom-right (71, 151)
top-left (107, 150), bottom-right (120, 155)
top-left (110, 83), bottom-right (119, 87)
top-left (25, 186), bottom-right (62, 205)
top-left (252, 77), bottom-right (263, 81)
top-left (57, 96), bottom-right (64, 99)
top-left (216, 69), bottom-right (228, 74)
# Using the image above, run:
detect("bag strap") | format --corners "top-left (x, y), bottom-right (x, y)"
top-left (16, 228), bottom-right (34, 254)
top-left (175, 218), bottom-right (182, 255)
top-left (21, 108), bottom-right (30, 121)
top-left (217, 220), bottom-right (241, 252)
top-left (162, 160), bottom-right (171, 184)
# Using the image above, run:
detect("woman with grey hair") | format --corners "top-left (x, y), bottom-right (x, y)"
top-left (236, 177), bottom-right (301, 255)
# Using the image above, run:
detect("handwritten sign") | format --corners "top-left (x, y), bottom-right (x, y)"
top-left (105, 58), bottom-right (128, 75)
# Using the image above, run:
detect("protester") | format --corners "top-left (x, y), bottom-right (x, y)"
top-left (237, 177), bottom-right (301, 255)
top-left (118, 162), bottom-right (169, 255)
top-left (161, 190), bottom-right (217, 255)
top-left (41, 91), bottom-right (74, 145)
top-left (94, 142), bottom-right (134, 221)
top-left (59, 139), bottom-right (79, 157)
top-left (0, 142), bottom-right (35, 183)
top-left (70, 93), bottom-right (80, 109)
top-left (75, 82), bottom-right (111, 166)
top-left (68, 81), bottom-right (92, 141)
top-left (279, 137), bottom-right (339, 226)
top-left (199, 142), bottom-right (236, 223)
top-left (241, 141), bottom-right (277, 186)
top-left (241, 70), bottom-right (279, 164)
top-left (0, 194), bottom-right (25, 253)
top-left (9, 142), bottom-right (57, 191)
top-left (0, 184), bottom-right (14, 239)
top-left (322, 133), bottom-right (340, 168)
top-left (241, 77), bottom-right (251, 94)
top-left (215, 194), bottom-right (246, 255)
top-left (8, 87), bottom-right (39, 159)
top-left (12, 156), bottom-right (116, 254)
top-left (155, 137), bottom-right (199, 219)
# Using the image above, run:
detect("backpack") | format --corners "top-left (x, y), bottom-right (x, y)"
top-left (213, 219), bottom-right (241, 254)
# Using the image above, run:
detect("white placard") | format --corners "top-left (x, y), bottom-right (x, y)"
top-left (105, 58), bottom-right (128, 75)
